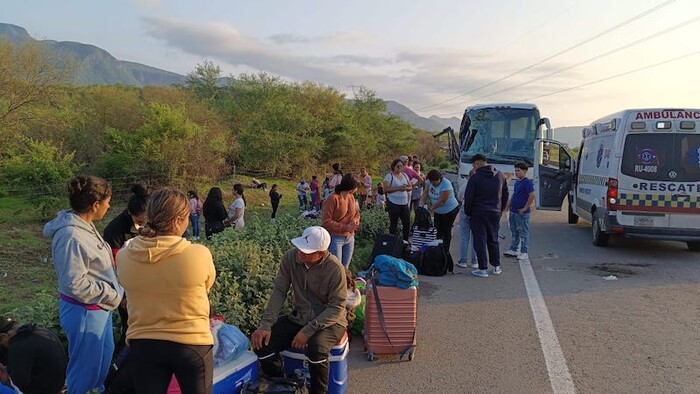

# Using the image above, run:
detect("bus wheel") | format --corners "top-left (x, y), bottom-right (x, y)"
top-left (688, 242), bottom-right (700, 252)
top-left (592, 218), bottom-right (609, 246)
top-left (567, 201), bottom-right (579, 224)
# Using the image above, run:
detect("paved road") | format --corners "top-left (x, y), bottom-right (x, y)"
top-left (346, 207), bottom-right (700, 393)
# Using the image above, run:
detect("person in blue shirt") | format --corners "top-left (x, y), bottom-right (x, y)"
top-left (420, 169), bottom-right (460, 250)
top-left (504, 162), bottom-right (535, 261)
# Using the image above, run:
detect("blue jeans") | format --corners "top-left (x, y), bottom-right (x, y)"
top-left (328, 235), bottom-right (355, 267)
top-left (459, 209), bottom-right (478, 264)
top-left (190, 213), bottom-right (200, 238)
top-left (298, 194), bottom-right (308, 210)
top-left (508, 212), bottom-right (531, 253)
top-left (59, 300), bottom-right (113, 394)
top-left (310, 191), bottom-right (319, 210)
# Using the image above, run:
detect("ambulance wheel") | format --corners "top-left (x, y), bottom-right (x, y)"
top-left (408, 350), bottom-right (415, 361)
top-left (688, 242), bottom-right (700, 252)
top-left (367, 352), bottom-right (375, 362)
top-left (592, 218), bottom-right (609, 247)
top-left (567, 201), bottom-right (579, 224)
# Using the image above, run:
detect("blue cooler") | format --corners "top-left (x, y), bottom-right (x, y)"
top-left (280, 331), bottom-right (349, 394)
top-left (213, 350), bottom-right (259, 394)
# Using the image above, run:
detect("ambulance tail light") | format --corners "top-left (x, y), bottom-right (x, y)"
top-left (607, 178), bottom-right (619, 210)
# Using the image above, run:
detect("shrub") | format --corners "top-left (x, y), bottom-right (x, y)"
top-left (207, 213), bottom-right (318, 333)
top-left (0, 139), bottom-right (76, 217)
top-left (207, 208), bottom-right (388, 332)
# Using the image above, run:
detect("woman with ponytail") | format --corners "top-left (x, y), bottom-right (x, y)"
top-left (43, 175), bottom-right (123, 394)
top-left (117, 188), bottom-right (216, 393)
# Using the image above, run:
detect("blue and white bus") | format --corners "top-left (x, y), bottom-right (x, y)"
top-left (457, 103), bottom-right (553, 193)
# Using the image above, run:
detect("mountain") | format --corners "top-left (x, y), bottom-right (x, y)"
top-left (385, 100), bottom-right (447, 132)
top-left (0, 23), bottom-right (185, 86)
top-left (2, 23), bottom-right (455, 130)
top-left (429, 115), bottom-right (461, 131)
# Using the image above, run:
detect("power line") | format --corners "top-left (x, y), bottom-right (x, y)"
top-left (519, 50), bottom-right (700, 101)
top-left (413, 0), bottom-right (676, 113)
top-left (459, 14), bottom-right (700, 106)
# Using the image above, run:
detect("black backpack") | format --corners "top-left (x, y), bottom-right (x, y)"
top-left (370, 234), bottom-right (404, 263)
top-left (413, 206), bottom-right (433, 230)
top-left (419, 243), bottom-right (453, 276)
top-left (241, 377), bottom-right (308, 394)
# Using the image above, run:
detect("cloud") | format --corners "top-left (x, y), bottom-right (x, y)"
top-left (132, 0), bottom-right (162, 10)
top-left (141, 17), bottom-right (584, 118)
top-left (268, 31), bottom-right (365, 45)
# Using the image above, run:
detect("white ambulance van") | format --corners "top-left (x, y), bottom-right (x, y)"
top-left (534, 108), bottom-right (700, 251)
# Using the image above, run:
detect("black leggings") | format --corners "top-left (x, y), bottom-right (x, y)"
top-left (433, 206), bottom-right (460, 251)
top-left (130, 339), bottom-right (213, 394)
top-left (386, 200), bottom-right (411, 241)
top-left (271, 201), bottom-right (279, 219)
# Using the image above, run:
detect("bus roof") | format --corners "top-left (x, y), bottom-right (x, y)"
top-left (466, 103), bottom-right (539, 111)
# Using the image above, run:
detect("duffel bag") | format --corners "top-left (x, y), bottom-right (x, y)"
top-left (420, 243), bottom-right (453, 276)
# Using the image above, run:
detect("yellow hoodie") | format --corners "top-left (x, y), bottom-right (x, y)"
top-left (116, 236), bottom-right (216, 345)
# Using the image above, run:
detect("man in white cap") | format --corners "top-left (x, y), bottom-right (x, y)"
top-left (251, 226), bottom-right (347, 394)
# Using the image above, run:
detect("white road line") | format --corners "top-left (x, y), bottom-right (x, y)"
top-left (519, 258), bottom-right (576, 394)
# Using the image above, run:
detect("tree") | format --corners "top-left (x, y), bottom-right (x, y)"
top-left (0, 40), bottom-right (67, 135)
top-left (183, 60), bottom-right (221, 101)
top-left (98, 102), bottom-right (227, 185)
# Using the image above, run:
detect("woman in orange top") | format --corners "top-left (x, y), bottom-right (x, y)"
top-left (322, 173), bottom-right (360, 267)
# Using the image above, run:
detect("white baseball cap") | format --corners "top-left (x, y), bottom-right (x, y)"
top-left (291, 226), bottom-right (331, 254)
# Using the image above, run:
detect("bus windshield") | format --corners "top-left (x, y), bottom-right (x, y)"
top-left (460, 106), bottom-right (541, 165)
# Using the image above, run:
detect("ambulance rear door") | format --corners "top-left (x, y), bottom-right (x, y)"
top-left (617, 126), bottom-right (700, 229)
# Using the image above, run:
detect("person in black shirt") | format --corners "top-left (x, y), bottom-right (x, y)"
top-left (103, 182), bottom-right (150, 256)
top-left (203, 187), bottom-right (229, 240)
top-left (269, 184), bottom-right (282, 221)
top-left (0, 316), bottom-right (67, 394)
top-left (102, 182), bottom-right (150, 358)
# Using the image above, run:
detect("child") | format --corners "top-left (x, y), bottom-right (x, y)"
top-left (374, 182), bottom-right (386, 210)
top-left (503, 162), bottom-right (535, 260)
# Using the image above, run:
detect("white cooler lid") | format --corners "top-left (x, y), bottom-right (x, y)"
top-left (213, 350), bottom-right (258, 382)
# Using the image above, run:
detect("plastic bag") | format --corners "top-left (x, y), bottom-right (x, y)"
top-left (211, 319), bottom-right (250, 366)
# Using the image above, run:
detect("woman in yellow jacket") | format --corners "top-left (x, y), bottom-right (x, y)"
top-left (117, 188), bottom-right (216, 393)
top-left (322, 173), bottom-right (360, 267)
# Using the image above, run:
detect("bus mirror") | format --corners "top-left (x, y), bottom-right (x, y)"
top-left (540, 117), bottom-right (553, 139)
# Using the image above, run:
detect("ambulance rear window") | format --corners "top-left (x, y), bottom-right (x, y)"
top-left (621, 134), bottom-right (700, 182)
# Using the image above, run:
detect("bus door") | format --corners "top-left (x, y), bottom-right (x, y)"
top-left (534, 139), bottom-right (573, 210)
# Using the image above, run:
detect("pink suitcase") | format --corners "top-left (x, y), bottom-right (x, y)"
top-left (364, 285), bottom-right (417, 361)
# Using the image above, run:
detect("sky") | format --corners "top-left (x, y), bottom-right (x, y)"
top-left (2, 0), bottom-right (700, 126)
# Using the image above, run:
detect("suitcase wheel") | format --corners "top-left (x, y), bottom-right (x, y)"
top-left (367, 352), bottom-right (375, 362)
top-left (408, 350), bottom-right (415, 361)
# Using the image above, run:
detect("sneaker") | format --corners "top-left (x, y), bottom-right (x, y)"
top-left (503, 250), bottom-right (518, 257)
top-left (471, 269), bottom-right (489, 278)
top-left (456, 261), bottom-right (469, 269)
top-left (492, 266), bottom-right (502, 275)
top-left (517, 253), bottom-right (529, 260)
top-left (470, 262), bottom-right (479, 269)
